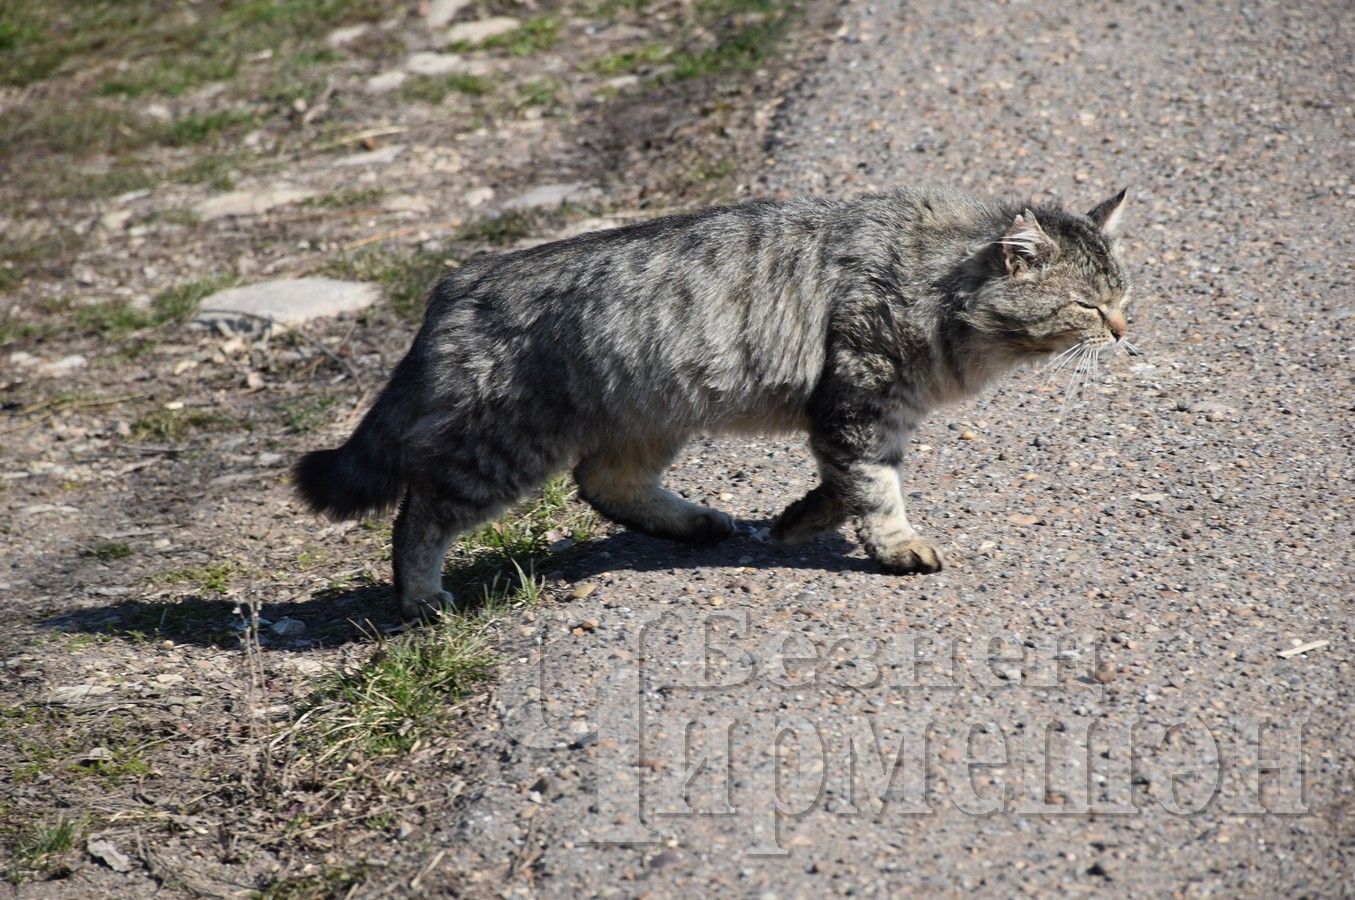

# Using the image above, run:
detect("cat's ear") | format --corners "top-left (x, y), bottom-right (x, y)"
top-left (1086, 187), bottom-right (1128, 235)
top-left (1000, 210), bottom-right (1059, 276)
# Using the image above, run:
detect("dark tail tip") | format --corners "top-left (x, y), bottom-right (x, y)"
top-left (293, 446), bottom-right (397, 520)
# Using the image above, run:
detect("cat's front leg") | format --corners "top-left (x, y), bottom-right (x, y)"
top-left (847, 460), bottom-right (944, 574)
top-left (792, 413), bottom-right (944, 573)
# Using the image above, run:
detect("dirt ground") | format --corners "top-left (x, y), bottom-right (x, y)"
top-left (3, 0), bottom-right (1352, 897)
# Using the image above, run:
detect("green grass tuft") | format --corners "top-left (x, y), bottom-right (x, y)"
top-left (297, 613), bottom-right (495, 765)
top-left (130, 407), bottom-right (231, 443)
top-left (6, 818), bottom-right (79, 885)
top-left (322, 247), bottom-right (453, 321)
top-left (467, 16), bottom-right (560, 56)
top-left (401, 72), bottom-right (492, 104)
top-left (259, 863), bottom-right (370, 899)
top-left (84, 542), bottom-right (133, 562)
top-left (162, 109), bottom-right (259, 147)
top-left (302, 186), bottom-right (386, 209)
top-left (590, 43), bottom-right (670, 75)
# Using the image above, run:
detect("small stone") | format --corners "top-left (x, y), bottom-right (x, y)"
top-left (463, 186), bottom-right (495, 208)
top-left (1007, 513), bottom-right (1039, 526)
top-left (325, 23), bottom-right (370, 47)
top-left (568, 583), bottom-right (597, 600)
top-left (39, 354), bottom-right (88, 376)
top-left (959, 430), bottom-right (977, 441)
top-left (446, 16), bottom-right (520, 46)
top-left (1094, 664), bottom-right (1116, 684)
top-left (80, 747), bottom-right (115, 764)
top-left (548, 537), bottom-right (576, 553)
top-left (50, 684), bottom-right (113, 704)
top-left (271, 617), bottom-right (307, 637)
top-left (365, 70), bottom-right (408, 94)
top-left (288, 658), bottom-right (324, 676)
top-left (648, 850), bottom-right (682, 870)
top-left (1188, 400), bottom-right (1238, 420)
top-left (8, 351), bottom-right (38, 368)
top-left (500, 182), bottom-right (601, 212)
top-left (195, 184), bottom-right (318, 221)
top-left (426, 0), bottom-right (472, 28)
top-left (154, 673), bottom-right (185, 685)
top-left (572, 618), bottom-right (599, 634)
top-left (404, 51), bottom-right (466, 76)
top-left (100, 209), bottom-right (133, 231)
top-left (87, 838), bottom-right (134, 873)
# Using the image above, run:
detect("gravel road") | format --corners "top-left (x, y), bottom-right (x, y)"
top-left (419, 0), bottom-right (1353, 894)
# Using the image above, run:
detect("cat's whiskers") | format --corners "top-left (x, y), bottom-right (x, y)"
top-left (1047, 341), bottom-right (1086, 374)
top-left (1060, 344), bottom-right (1094, 403)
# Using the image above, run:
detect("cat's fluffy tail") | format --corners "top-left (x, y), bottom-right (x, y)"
top-left (293, 359), bottom-right (417, 520)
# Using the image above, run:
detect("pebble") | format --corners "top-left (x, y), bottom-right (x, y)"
top-left (331, 144), bottom-right (406, 168)
top-left (38, 354), bottom-right (88, 375)
top-left (195, 184), bottom-right (318, 221)
top-left (648, 850), bottom-right (682, 870)
top-left (270, 617), bottom-right (307, 636)
top-left (426, 0), bottom-right (472, 28)
top-left (87, 838), bottom-right (134, 873)
top-left (325, 23), bottom-right (370, 47)
top-left (365, 70), bottom-right (408, 94)
top-left (404, 51), bottom-right (467, 77)
top-left (464, 186), bottom-right (496, 207)
top-left (445, 17), bottom-right (520, 46)
top-left (500, 182), bottom-right (601, 212)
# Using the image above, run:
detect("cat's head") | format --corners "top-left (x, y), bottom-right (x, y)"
top-left (960, 189), bottom-right (1130, 357)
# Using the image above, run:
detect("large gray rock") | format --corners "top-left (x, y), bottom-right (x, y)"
top-left (193, 278), bottom-right (380, 331)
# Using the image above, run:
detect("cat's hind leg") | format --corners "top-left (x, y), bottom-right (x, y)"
top-left (574, 435), bottom-right (735, 543)
top-left (392, 489), bottom-right (507, 620)
top-left (770, 484), bottom-right (848, 544)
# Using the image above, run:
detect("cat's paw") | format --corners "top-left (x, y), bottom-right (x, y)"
top-left (401, 589), bottom-right (456, 622)
top-left (870, 539), bottom-right (945, 574)
top-left (770, 488), bottom-right (847, 544)
top-left (686, 509), bottom-right (736, 544)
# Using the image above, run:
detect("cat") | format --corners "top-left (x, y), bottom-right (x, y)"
top-left (295, 186), bottom-right (1130, 619)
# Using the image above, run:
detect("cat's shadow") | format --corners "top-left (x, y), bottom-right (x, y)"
top-left (41, 522), bottom-right (877, 650)
top-left (556, 518), bottom-right (877, 582)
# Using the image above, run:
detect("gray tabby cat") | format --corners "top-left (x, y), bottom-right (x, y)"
top-left (296, 187), bottom-right (1130, 619)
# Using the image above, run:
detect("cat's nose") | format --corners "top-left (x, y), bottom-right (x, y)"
top-left (1104, 310), bottom-right (1128, 340)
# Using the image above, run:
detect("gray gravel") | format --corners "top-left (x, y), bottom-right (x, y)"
top-left (414, 0), bottom-right (1353, 895)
